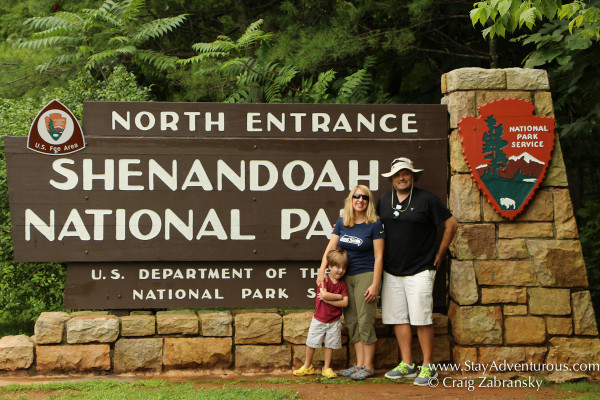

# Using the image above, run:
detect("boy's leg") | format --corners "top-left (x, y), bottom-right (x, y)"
top-left (323, 347), bottom-right (333, 369)
top-left (304, 346), bottom-right (316, 368)
top-left (322, 319), bottom-right (342, 370)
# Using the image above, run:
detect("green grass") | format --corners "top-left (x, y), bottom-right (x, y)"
top-left (1, 376), bottom-right (600, 399)
top-left (0, 380), bottom-right (300, 400)
top-left (558, 381), bottom-right (600, 400)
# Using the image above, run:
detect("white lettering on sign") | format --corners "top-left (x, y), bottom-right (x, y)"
top-left (508, 125), bottom-right (549, 133)
top-left (49, 158), bottom-right (380, 192)
top-left (25, 208), bottom-right (257, 241)
top-left (113, 111), bottom-right (225, 132)
top-left (280, 209), bottom-right (334, 240)
top-left (241, 288), bottom-right (288, 299)
top-left (511, 141), bottom-right (544, 148)
top-left (243, 112), bottom-right (417, 134)
top-left (111, 110), bottom-right (420, 134)
top-left (138, 268), bottom-right (253, 280)
top-left (132, 288), bottom-right (224, 300)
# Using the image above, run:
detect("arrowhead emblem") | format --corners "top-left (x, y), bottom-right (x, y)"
top-left (458, 98), bottom-right (555, 220)
top-left (27, 99), bottom-right (85, 155)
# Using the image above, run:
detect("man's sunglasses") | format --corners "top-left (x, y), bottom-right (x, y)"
top-left (352, 194), bottom-right (369, 201)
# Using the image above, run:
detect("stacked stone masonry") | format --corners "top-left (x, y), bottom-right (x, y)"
top-left (0, 310), bottom-right (451, 374)
top-left (444, 67), bottom-right (600, 378)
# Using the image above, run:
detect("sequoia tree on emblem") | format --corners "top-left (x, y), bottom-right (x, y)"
top-left (458, 98), bottom-right (556, 220)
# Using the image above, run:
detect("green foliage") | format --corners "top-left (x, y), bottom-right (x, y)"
top-left (0, 0), bottom-right (98, 39)
top-left (0, 66), bottom-right (151, 324)
top-left (181, 20), bottom-right (393, 104)
top-left (18, 0), bottom-right (187, 80)
top-left (471, 0), bottom-right (600, 39)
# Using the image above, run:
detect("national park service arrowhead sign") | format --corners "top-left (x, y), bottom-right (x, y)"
top-left (27, 99), bottom-right (85, 155)
top-left (458, 98), bottom-right (555, 220)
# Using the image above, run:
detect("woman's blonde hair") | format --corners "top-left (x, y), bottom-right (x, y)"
top-left (342, 185), bottom-right (378, 227)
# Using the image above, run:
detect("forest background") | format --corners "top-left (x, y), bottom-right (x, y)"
top-left (0, 0), bottom-right (598, 333)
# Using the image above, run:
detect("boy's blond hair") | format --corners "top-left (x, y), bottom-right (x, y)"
top-left (327, 247), bottom-right (349, 269)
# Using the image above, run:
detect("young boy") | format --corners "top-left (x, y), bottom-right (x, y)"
top-left (293, 248), bottom-right (349, 378)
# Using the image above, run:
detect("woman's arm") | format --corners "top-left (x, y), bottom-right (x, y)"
top-left (364, 237), bottom-right (384, 303)
top-left (316, 234), bottom-right (340, 286)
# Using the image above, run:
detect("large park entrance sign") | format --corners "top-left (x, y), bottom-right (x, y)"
top-left (4, 102), bottom-right (448, 308)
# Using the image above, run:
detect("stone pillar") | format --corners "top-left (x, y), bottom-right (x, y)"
top-left (443, 67), bottom-right (600, 376)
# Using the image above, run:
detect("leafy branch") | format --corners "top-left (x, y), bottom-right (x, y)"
top-left (18, 0), bottom-right (188, 81)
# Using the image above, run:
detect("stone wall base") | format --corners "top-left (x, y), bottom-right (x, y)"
top-left (2, 308), bottom-right (597, 380)
top-left (0, 309), bottom-right (452, 376)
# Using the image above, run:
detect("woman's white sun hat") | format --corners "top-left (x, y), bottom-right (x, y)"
top-left (381, 157), bottom-right (424, 179)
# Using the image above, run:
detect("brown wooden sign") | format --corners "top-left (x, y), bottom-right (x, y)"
top-left (4, 137), bottom-right (447, 261)
top-left (4, 102), bottom-right (449, 308)
top-left (64, 262), bottom-right (321, 308)
top-left (83, 102), bottom-right (446, 139)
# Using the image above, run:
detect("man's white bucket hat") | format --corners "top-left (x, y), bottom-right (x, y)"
top-left (381, 157), bottom-right (424, 179)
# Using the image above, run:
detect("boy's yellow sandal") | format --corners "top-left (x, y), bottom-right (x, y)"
top-left (321, 367), bottom-right (338, 378)
top-left (293, 365), bottom-right (315, 376)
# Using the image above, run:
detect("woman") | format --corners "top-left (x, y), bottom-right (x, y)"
top-left (317, 185), bottom-right (384, 380)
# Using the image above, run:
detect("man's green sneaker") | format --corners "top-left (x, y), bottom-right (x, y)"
top-left (413, 364), bottom-right (438, 386)
top-left (384, 361), bottom-right (417, 379)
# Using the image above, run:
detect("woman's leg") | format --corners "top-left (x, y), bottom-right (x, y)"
top-left (363, 342), bottom-right (376, 371)
top-left (353, 340), bottom-right (365, 367)
top-left (354, 272), bottom-right (377, 370)
top-left (343, 274), bottom-right (363, 366)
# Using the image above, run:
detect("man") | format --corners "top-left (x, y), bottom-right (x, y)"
top-left (376, 157), bottom-right (458, 386)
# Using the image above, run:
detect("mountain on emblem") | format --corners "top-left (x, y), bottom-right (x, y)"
top-left (27, 99), bottom-right (85, 155)
top-left (458, 98), bottom-right (555, 220)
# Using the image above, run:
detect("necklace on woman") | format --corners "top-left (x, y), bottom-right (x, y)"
top-left (392, 184), bottom-right (413, 218)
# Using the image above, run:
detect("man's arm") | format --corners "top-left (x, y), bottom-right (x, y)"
top-left (433, 216), bottom-right (458, 269)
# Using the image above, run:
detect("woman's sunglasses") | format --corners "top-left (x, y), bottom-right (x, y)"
top-left (352, 193), bottom-right (369, 201)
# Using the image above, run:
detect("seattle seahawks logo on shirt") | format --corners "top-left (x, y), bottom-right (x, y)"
top-left (340, 234), bottom-right (363, 246)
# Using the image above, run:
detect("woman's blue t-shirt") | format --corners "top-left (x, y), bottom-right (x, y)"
top-left (332, 217), bottom-right (385, 276)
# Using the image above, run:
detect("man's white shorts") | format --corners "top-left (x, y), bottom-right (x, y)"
top-left (305, 317), bottom-right (343, 349)
top-left (381, 269), bottom-right (436, 326)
